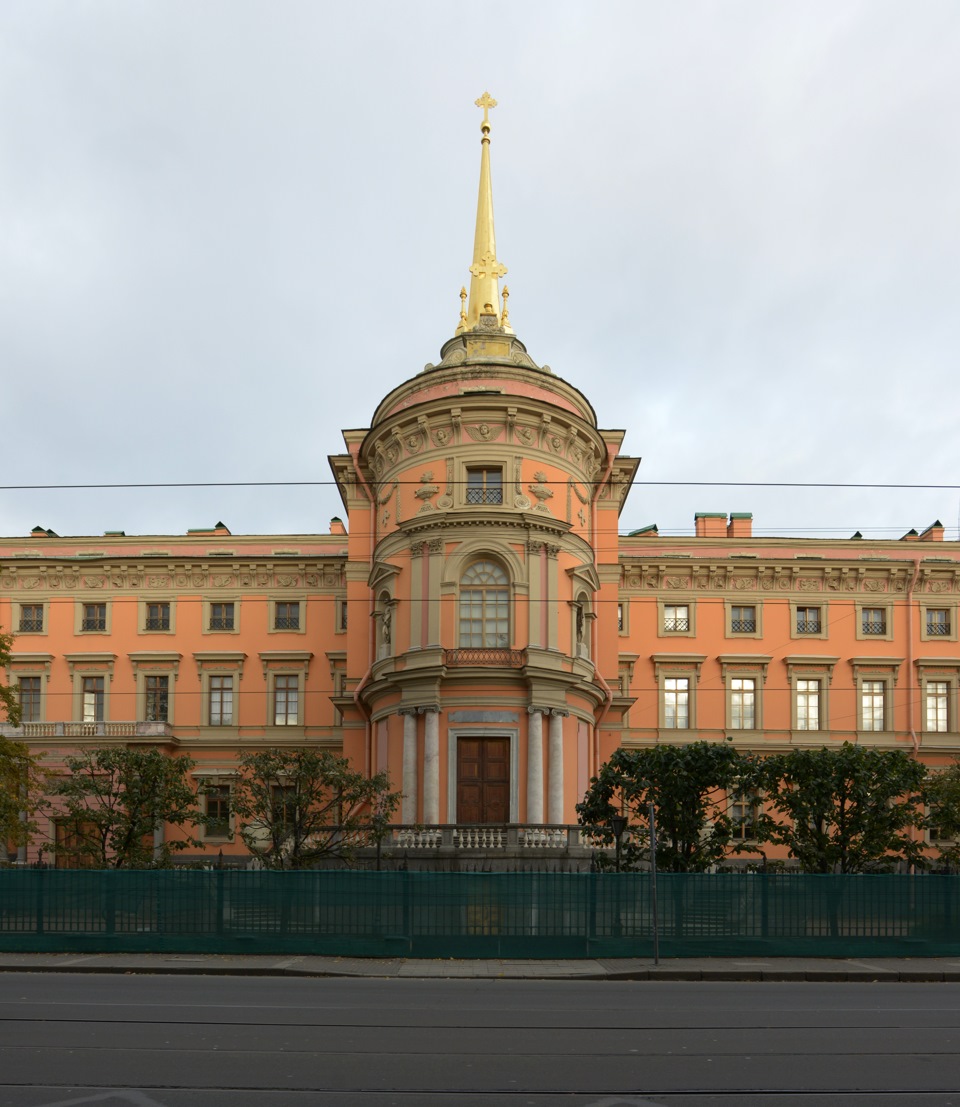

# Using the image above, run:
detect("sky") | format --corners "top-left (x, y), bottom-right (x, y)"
top-left (2, 1), bottom-right (959, 542)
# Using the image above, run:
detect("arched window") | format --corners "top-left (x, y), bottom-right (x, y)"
top-left (459, 560), bottom-right (509, 648)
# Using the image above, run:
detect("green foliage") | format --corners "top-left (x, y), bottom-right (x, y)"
top-left (0, 734), bottom-right (46, 853)
top-left (576, 741), bottom-right (752, 872)
top-left (753, 743), bottom-right (927, 873)
top-left (230, 748), bottom-right (400, 870)
top-left (0, 628), bottom-right (20, 728)
top-left (50, 747), bottom-right (203, 868)
top-left (925, 759), bottom-right (960, 871)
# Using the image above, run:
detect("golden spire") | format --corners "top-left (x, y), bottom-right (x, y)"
top-left (457, 92), bottom-right (512, 335)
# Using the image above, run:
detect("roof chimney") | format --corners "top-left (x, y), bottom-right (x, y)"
top-left (329, 517), bottom-right (347, 535)
top-left (694, 513), bottom-right (727, 538)
top-left (727, 513), bottom-right (752, 539)
top-left (920, 520), bottom-right (944, 542)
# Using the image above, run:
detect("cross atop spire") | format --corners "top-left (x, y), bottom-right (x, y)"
top-left (475, 91), bottom-right (497, 132)
top-left (457, 93), bottom-right (512, 335)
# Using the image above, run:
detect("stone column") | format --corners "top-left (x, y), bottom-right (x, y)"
top-left (421, 707), bottom-right (441, 825)
top-left (400, 709), bottom-right (418, 824)
top-left (526, 707), bottom-right (546, 824)
top-left (548, 709), bottom-right (568, 824)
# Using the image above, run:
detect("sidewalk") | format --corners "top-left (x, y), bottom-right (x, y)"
top-left (1, 951), bottom-right (960, 980)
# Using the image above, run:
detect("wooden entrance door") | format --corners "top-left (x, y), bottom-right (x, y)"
top-left (457, 737), bottom-right (510, 824)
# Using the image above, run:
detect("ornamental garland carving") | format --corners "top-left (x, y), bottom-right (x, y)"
top-left (928, 580), bottom-right (952, 593)
top-left (436, 458), bottom-right (455, 511)
top-left (862, 578), bottom-right (887, 592)
top-left (796, 578), bottom-right (820, 592)
top-left (665, 576), bottom-right (689, 590)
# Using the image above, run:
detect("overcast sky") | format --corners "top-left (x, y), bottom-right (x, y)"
top-left (2, 1), bottom-right (958, 543)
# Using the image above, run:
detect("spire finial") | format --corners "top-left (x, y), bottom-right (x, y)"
top-left (475, 90), bottom-right (497, 132)
top-left (456, 92), bottom-right (512, 335)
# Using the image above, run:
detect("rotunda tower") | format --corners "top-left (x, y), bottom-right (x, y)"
top-left (329, 95), bottom-right (639, 827)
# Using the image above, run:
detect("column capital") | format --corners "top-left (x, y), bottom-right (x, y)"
top-left (417, 704), bottom-right (441, 715)
top-left (550, 708), bottom-right (570, 717)
top-left (527, 705), bottom-right (551, 716)
top-left (397, 707), bottom-right (419, 717)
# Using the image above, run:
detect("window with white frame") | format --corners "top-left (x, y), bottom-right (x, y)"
top-left (459, 559), bottom-right (509, 647)
top-left (796, 678), bottom-right (821, 730)
top-left (926, 681), bottom-right (949, 733)
top-left (82, 676), bottom-right (104, 723)
top-left (729, 677), bottom-right (756, 729)
top-left (145, 602), bottom-right (171, 631)
top-left (663, 604), bottom-right (689, 633)
top-left (273, 674), bottom-right (299, 726)
top-left (663, 677), bottom-right (690, 729)
top-left (861, 680), bottom-right (886, 731)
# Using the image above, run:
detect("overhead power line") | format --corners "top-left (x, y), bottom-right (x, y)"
top-left (3, 480), bottom-right (960, 492)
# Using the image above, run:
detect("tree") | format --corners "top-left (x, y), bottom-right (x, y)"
top-left (752, 743), bottom-right (927, 873)
top-left (0, 627), bottom-right (20, 728)
top-left (230, 748), bottom-right (400, 870)
top-left (0, 735), bottom-right (46, 856)
top-left (49, 747), bottom-right (204, 868)
top-left (924, 759), bottom-right (960, 871)
top-left (576, 741), bottom-right (753, 872)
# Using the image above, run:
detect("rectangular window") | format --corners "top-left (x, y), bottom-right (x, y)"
top-left (204, 784), bottom-right (232, 839)
top-left (54, 819), bottom-right (98, 869)
top-left (730, 605), bottom-right (756, 633)
top-left (861, 680), bottom-right (886, 731)
top-left (209, 602), bottom-right (235, 631)
top-left (730, 796), bottom-right (758, 840)
top-left (338, 598), bottom-right (348, 632)
top-left (271, 784), bottom-right (297, 829)
top-left (209, 675), bottom-right (234, 726)
top-left (19, 605), bottom-right (44, 633)
top-left (862, 608), bottom-right (887, 636)
top-left (663, 604), bottom-right (690, 633)
top-left (796, 607), bottom-right (821, 635)
top-left (617, 603), bottom-right (624, 633)
top-left (663, 677), bottom-right (689, 729)
top-left (145, 675), bottom-right (170, 723)
top-left (82, 676), bottom-right (105, 723)
top-left (275, 601), bottom-right (300, 630)
top-left (81, 604), bottom-right (107, 632)
top-left (730, 677), bottom-right (756, 729)
top-left (927, 609), bottom-right (951, 637)
top-left (466, 467), bottom-right (503, 505)
top-left (145, 602), bottom-right (171, 631)
top-left (796, 678), bottom-right (821, 731)
top-left (274, 675), bottom-right (299, 726)
top-left (926, 681), bottom-right (949, 733)
top-left (17, 676), bottom-right (41, 723)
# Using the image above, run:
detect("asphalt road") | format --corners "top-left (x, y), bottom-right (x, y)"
top-left (1, 973), bottom-right (959, 1106)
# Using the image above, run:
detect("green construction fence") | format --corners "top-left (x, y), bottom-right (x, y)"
top-left (0, 870), bottom-right (958, 958)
